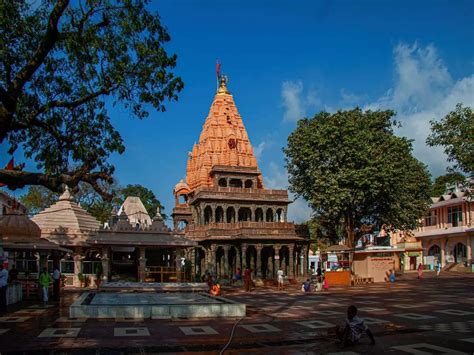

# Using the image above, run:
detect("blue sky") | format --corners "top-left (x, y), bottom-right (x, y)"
top-left (2, 0), bottom-right (474, 222)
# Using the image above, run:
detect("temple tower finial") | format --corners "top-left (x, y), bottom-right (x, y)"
top-left (217, 75), bottom-right (230, 95)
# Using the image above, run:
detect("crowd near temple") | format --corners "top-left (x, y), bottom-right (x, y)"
top-left (0, 76), bottom-right (472, 298)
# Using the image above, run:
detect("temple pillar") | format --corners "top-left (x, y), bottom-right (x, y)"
top-left (223, 245), bottom-right (230, 278)
top-left (288, 245), bottom-right (294, 278)
top-left (441, 241), bottom-right (446, 267)
top-left (274, 245), bottom-right (281, 275)
top-left (256, 244), bottom-right (263, 279)
top-left (302, 246), bottom-right (308, 277)
top-left (137, 247), bottom-right (147, 282)
top-left (101, 246), bottom-right (110, 282)
top-left (73, 250), bottom-right (84, 287)
top-left (210, 245), bottom-right (217, 276)
top-left (241, 244), bottom-right (247, 270)
top-left (236, 247), bottom-right (241, 272)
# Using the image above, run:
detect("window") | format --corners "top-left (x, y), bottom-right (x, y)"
top-left (244, 180), bottom-right (253, 188)
top-left (61, 260), bottom-right (75, 273)
top-left (218, 178), bottom-right (227, 187)
top-left (425, 210), bottom-right (437, 226)
top-left (82, 261), bottom-right (102, 275)
top-left (229, 179), bottom-right (243, 188)
top-left (447, 206), bottom-right (462, 227)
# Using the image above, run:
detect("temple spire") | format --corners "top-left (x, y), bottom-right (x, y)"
top-left (217, 74), bottom-right (230, 95)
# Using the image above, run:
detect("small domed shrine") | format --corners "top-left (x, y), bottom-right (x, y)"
top-left (173, 74), bottom-right (309, 281)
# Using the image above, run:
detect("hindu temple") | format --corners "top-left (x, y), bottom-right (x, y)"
top-left (172, 75), bottom-right (310, 281)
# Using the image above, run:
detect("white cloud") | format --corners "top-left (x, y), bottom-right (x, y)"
top-left (264, 162), bottom-right (312, 223)
top-left (281, 80), bottom-right (320, 122)
top-left (253, 141), bottom-right (266, 160)
top-left (366, 42), bottom-right (474, 176)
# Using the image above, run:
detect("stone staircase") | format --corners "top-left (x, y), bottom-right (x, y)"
top-left (448, 263), bottom-right (472, 273)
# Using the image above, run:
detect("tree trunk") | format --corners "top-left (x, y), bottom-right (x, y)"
top-left (345, 212), bottom-right (355, 248)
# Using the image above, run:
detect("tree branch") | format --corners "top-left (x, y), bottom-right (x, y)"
top-left (0, 168), bottom-right (113, 201)
top-left (10, 0), bottom-right (70, 97)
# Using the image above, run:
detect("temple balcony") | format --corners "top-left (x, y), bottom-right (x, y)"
top-left (184, 221), bottom-right (309, 240)
top-left (188, 186), bottom-right (290, 204)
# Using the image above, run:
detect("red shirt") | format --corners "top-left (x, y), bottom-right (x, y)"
top-left (244, 268), bottom-right (252, 280)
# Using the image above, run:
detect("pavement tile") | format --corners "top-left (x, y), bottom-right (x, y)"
top-left (38, 328), bottom-right (81, 338)
top-left (113, 327), bottom-right (150, 337)
top-left (391, 342), bottom-right (466, 354)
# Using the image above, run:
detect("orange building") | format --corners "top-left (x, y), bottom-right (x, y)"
top-left (172, 76), bottom-right (310, 281)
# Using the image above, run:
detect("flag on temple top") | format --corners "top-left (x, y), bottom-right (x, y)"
top-left (0, 157), bottom-right (15, 187)
top-left (5, 157), bottom-right (14, 170)
top-left (216, 60), bottom-right (221, 80)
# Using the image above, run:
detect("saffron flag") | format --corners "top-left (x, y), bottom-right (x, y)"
top-left (216, 60), bottom-right (221, 80)
top-left (0, 157), bottom-right (14, 187)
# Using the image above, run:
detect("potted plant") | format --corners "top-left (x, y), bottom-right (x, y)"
top-left (94, 263), bottom-right (103, 289)
top-left (77, 273), bottom-right (85, 287)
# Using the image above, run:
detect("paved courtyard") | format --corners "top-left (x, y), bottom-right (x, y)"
top-left (1, 272), bottom-right (473, 354)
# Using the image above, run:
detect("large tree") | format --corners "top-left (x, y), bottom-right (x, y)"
top-left (284, 108), bottom-right (432, 248)
top-left (426, 104), bottom-right (474, 175)
top-left (0, 0), bottom-right (183, 199)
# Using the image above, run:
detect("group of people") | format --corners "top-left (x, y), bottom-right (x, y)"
top-left (0, 262), bottom-right (61, 314)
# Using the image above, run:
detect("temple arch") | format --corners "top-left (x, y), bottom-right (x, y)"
top-left (226, 207), bottom-right (236, 223)
top-left (204, 206), bottom-right (213, 224)
top-left (255, 208), bottom-right (264, 222)
top-left (238, 207), bottom-right (252, 222)
top-left (215, 206), bottom-right (224, 223)
top-left (266, 208), bottom-right (274, 222)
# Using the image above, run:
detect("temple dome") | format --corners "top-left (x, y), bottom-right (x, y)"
top-left (0, 213), bottom-right (41, 241)
top-left (174, 179), bottom-right (190, 194)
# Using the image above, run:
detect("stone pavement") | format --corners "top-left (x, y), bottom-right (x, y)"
top-left (0, 272), bottom-right (473, 354)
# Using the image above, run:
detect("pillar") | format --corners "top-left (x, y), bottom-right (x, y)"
top-left (441, 242), bottom-right (446, 267)
top-left (274, 245), bottom-right (281, 275)
top-left (241, 244), bottom-right (247, 270)
top-left (256, 244), bottom-right (263, 279)
top-left (102, 247), bottom-right (110, 282)
top-left (210, 244), bottom-right (217, 276)
top-left (236, 247), bottom-right (241, 272)
top-left (73, 251), bottom-right (84, 287)
top-left (223, 245), bottom-right (230, 278)
top-left (302, 246), bottom-right (308, 277)
top-left (467, 236), bottom-right (472, 262)
top-left (288, 245), bottom-right (294, 278)
top-left (138, 247), bottom-right (146, 282)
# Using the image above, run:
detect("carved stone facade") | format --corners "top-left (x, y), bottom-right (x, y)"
top-left (173, 76), bottom-right (310, 280)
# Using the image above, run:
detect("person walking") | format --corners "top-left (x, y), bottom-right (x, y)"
top-left (244, 267), bottom-right (252, 292)
top-left (39, 268), bottom-right (52, 303)
top-left (436, 261), bottom-right (442, 277)
top-left (277, 267), bottom-right (284, 290)
top-left (52, 265), bottom-right (61, 301)
top-left (417, 263), bottom-right (424, 279)
top-left (0, 263), bottom-right (9, 314)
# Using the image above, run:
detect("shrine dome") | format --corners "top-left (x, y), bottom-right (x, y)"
top-left (174, 179), bottom-right (190, 194)
top-left (0, 212), bottom-right (41, 241)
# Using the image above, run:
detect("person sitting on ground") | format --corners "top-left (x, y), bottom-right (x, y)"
top-left (336, 305), bottom-right (375, 347)
top-left (302, 278), bottom-right (311, 292)
top-left (210, 283), bottom-right (221, 296)
top-left (389, 270), bottom-right (396, 283)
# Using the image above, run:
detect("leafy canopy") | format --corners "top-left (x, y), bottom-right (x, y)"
top-left (284, 108), bottom-right (431, 247)
top-left (0, 0), bottom-right (183, 198)
top-left (426, 104), bottom-right (474, 175)
top-left (430, 172), bottom-right (466, 197)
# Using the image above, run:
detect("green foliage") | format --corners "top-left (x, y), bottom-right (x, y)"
top-left (115, 184), bottom-right (166, 219)
top-left (0, 0), bottom-right (183, 197)
top-left (19, 185), bottom-right (58, 215)
top-left (284, 108), bottom-right (432, 247)
top-left (19, 181), bottom-right (165, 222)
top-left (430, 172), bottom-right (466, 197)
top-left (427, 104), bottom-right (474, 175)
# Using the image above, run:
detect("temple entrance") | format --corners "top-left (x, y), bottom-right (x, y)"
top-left (145, 248), bottom-right (182, 282)
top-left (453, 243), bottom-right (467, 263)
top-left (279, 246), bottom-right (290, 277)
top-left (245, 246), bottom-right (257, 278)
top-left (111, 247), bottom-right (138, 281)
top-left (262, 246), bottom-right (275, 279)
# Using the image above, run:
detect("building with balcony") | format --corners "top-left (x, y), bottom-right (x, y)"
top-left (414, 181), bottom-right (473, 267)
top-left (172, 76), bottom-right (310, 281)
